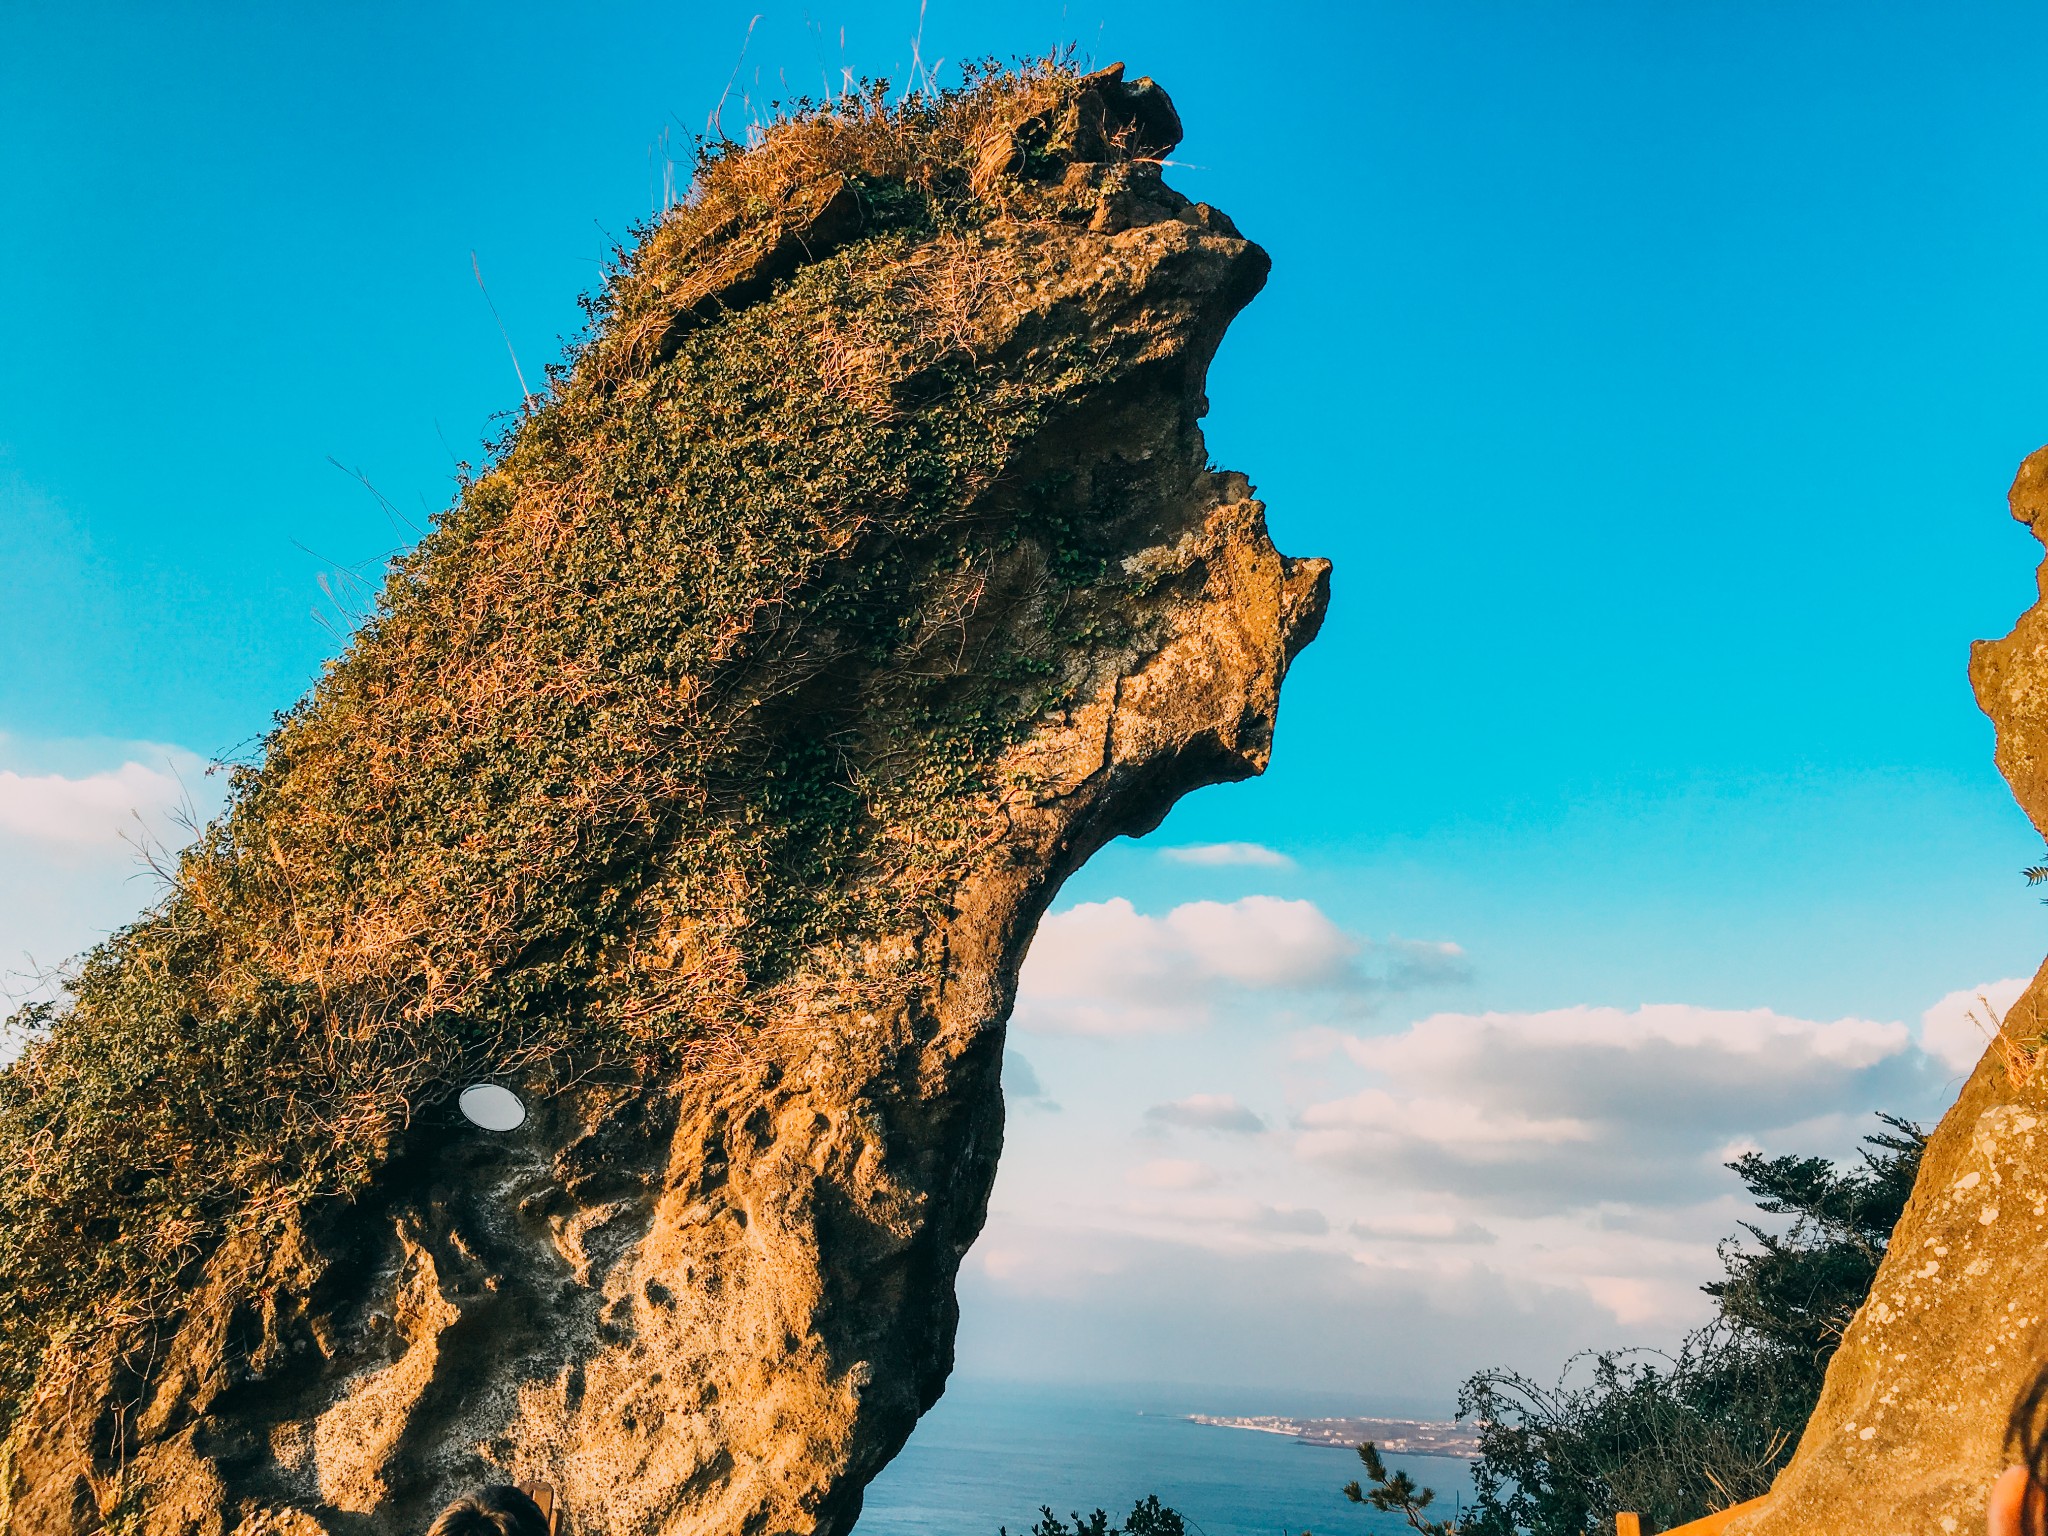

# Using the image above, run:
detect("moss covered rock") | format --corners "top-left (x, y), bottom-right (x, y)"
top-left (0, 61), bottom-right (1326, 1534)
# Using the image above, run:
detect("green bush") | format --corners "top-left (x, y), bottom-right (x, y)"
top-left (1346, 1440), bottom-right (1458, 1535)
top-left (1457, 1114), bottom-right (1925, 1535)
top-left (1008, 1494), bottom-right (1189, 1536)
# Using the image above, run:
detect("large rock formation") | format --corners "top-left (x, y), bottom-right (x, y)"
top-left (0, 65), bottom-right (1327, 1534)
top-left (1727, 450), bottom-right (2048, 1536)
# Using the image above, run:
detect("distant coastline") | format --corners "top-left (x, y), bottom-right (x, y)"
top-left (1186, 1415), bottom-right (1480, 1461)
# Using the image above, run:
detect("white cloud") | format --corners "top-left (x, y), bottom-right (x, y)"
top-left (0, 739), bottom-right (220, 997)
top-left (1304, 1088), bottom-right (1595, 1158)
top-left (955, 1222), bottom-right (1622, 1404)
top-left (1349, 1215), bottom-right (1497, 1246)
top-left (1122, 1193), bottom-right (1332, 1237)
top-left (1145, 1094), bottom-right (1266, 1134)
top-left (1128, 1157), bottom-right (1221, 1190)
top-left (1243, 1203), bottom-right (1328, 1235)
top-left (1012, 896), bottom-right (1468, 1035)
top-left (1919, 978), bottom-right (2032, 1074)
top-left (1381, 938), bottom-right (1472, 990)
top-left (1158, 842), bottom-right (1296, 869)
top-left (1141, 897), bottom-right (1357, 989)
top-left (1003, 1050), bottom-right (1060, 1111)
top-left (1579, 1275), bottom-right (1682, 1329)
top-left (979, 864), bottom-right (1997, 1384)
top-left (0, 756), bottom-right (198, 849)
top-left (982, 959), bottom-right (1990, 1381)
top-left (1297, 1003), bottom-right (1924, 1212)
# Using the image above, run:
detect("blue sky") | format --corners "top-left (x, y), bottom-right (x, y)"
top-left (7, 1), bottom-right (2048, 1408)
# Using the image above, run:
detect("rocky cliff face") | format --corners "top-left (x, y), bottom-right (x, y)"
top-left (0, 65), bottom-right (1326, 1535)
top-left (1728, 450), bottom-right (2048, 1536)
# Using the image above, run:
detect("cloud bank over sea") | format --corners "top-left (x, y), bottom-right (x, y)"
top-left (0, 741), bottom-right (2026, 1405)
top-left (969, 882), bottom-right (2019, 1399)
top-left (1013, 895), bottom-right (1469, 1035)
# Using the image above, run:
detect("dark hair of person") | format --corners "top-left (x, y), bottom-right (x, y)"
top-left (424, 1486), bottom-right (550, 1536)
top-left (2010, 1362), bottom-right (2048, 1536)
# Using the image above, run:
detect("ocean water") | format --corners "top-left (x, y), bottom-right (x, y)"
top-left (858, 1381), bottom-right (1478, 1536)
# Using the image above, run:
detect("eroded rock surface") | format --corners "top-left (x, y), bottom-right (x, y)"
top-left (1729, 449), bottom-right (2048, 1536)
top-left (0, 65), bottom-right (1326, 1536)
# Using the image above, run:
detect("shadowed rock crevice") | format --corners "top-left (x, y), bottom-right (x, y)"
top-left (0, 61), bottom-right (1326, 1536)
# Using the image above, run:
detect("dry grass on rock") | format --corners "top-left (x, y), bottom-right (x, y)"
top-left (0, 55), bottom-right (1201, 1433)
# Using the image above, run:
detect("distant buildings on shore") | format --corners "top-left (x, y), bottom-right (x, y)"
top-left (1186, 1415), bottom-right (1480, 1460)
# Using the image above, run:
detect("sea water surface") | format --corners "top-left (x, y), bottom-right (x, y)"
top-left (858, 1381), bottom-right (1477, 1536)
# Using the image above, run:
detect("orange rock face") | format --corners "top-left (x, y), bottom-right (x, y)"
top-left (1728, 450), bottom-right (2048, 1536)
top-left (0, 67), bottom-right (1326, 1536)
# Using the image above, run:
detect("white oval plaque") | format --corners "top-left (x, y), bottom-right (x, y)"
top-left (457, 1083), bottom-right (527, 1132)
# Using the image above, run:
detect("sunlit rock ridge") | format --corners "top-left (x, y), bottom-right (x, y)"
top-left (1730, 449), bottom-right (2048, 1534)
top-left (0, 62), bottom-right (1327, 1535)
